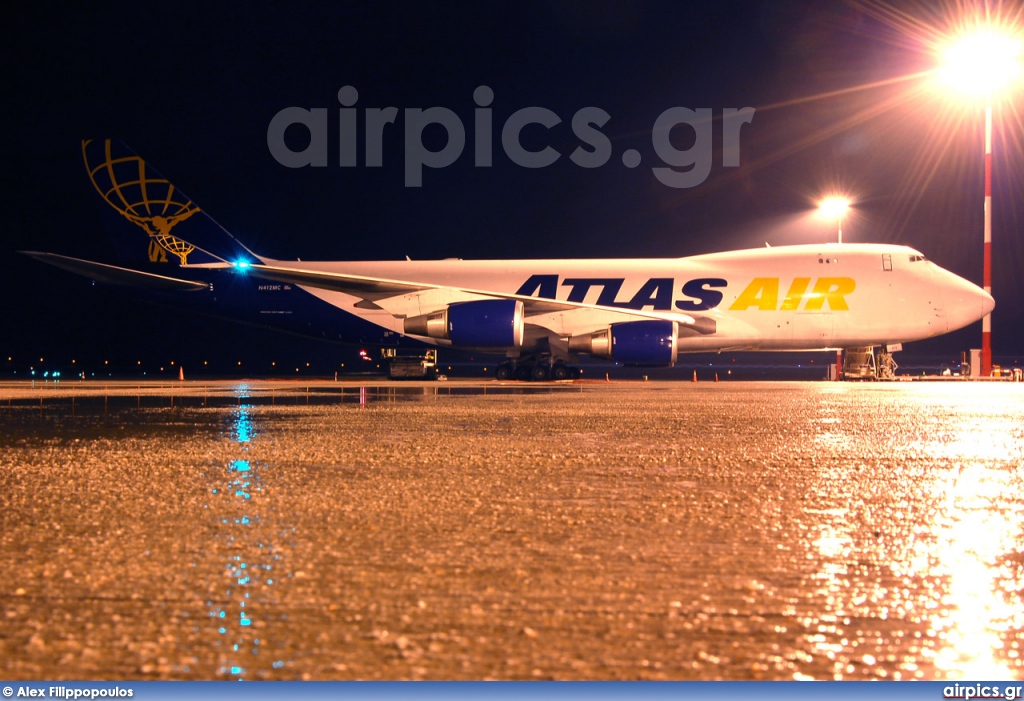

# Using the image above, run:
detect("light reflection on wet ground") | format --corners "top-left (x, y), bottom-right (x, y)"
top-left (0, 381), bottom-right (1022, 680)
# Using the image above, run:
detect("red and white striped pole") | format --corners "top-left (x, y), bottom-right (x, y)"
top-left (982, 96), bottom-right (993, 377)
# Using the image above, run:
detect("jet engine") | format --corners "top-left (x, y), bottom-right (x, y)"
top-left (404, 299), bottom-right (525, 348)
top-left (569, 320), bottom-right (678, 366)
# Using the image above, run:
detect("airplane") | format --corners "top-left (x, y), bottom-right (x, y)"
top-left (24, 139), bottom-right (994, 380)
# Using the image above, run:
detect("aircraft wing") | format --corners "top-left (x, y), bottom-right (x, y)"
top-left (187, 261), bottom-right (700, 326)
top-left (190, 263), bottom-right (432, 301)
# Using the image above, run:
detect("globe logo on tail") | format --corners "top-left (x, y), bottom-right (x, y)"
top-left (82, 139), bottom-right (199, 265)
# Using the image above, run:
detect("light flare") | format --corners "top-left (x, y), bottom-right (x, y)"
top-left (818, 196), bottom-right (852, 221)
top-left (936, 28), bottom-right (1023, 97)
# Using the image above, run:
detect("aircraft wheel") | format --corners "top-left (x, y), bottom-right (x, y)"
top-left (531, 364), bottom-right (550, 381)
top-left (495, 364), bottom-right (514, 380)
top-left (551, 364), bottom-right (569, 380)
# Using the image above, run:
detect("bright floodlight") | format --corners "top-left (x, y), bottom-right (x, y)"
top-left (817, 196), bottom-right (851, 243)
top-left (818, 196), bottom-right (851, 220)
top-left (938, 29), bottom-right (1022, 95)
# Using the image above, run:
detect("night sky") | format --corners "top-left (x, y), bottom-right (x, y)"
top-left (4, 1), bottom-right (1023, 376)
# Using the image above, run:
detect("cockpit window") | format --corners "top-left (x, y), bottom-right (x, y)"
top-left (909, 254), bottom-right (927, 263)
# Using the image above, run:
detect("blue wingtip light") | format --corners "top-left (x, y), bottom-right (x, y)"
top-left (234, 261), bottom-right (251, 270)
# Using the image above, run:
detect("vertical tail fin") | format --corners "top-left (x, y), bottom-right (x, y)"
top-left (82, 139), bottom-right (261, 269)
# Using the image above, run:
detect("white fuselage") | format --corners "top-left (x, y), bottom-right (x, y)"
top-left (273, 243), bottom-right (993, 354)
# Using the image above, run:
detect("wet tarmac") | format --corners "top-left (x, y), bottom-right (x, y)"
top-left (1, 380), bottom-right (1023, 680)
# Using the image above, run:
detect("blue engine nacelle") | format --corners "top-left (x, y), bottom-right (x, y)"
top-left (404, 299), bottom-right (525, 348)
top-left (568, 320), bottom-right (678, 366)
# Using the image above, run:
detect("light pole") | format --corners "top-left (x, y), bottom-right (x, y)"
top-left (818, 196), bottom-right (851, 244)
top-left (938, 28), bottom-right (1021, 376)
top-left (817, 195), bottom-right (852, 379)
top-left (984, 94), bottom-right (993, 376)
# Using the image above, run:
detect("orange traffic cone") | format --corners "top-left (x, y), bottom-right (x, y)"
top-left (178, 366), bottom-right (184, 381)
top-left (692, 370), bottom-right (698, 382)
top-left (715, 373), bottom-right (719, 382)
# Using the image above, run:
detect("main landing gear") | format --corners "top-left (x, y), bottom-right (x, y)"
top-left (495, 356), bottom-right (582, 381)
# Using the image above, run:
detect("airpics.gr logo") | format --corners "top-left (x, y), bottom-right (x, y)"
top-left (82, 139), bottom-right (199, 265)
top-left (943, 684), bottom-right (1023, 700)
top-left (267, 86), bottom-right (755, 188)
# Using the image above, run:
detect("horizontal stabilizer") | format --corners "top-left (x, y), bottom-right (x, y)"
top-left (22, 251), bottom-right (209, 292)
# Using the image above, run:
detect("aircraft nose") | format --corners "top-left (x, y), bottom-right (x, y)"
top-left (939, 267), bottom-right (994, 333)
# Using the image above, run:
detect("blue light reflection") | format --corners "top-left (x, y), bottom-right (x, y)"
top-left (205, 398), bottom-right (289, 679)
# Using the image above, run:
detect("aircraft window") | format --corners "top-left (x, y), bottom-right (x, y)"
top-left (909, 254), bottom-right (927, 263)
top-left (882, 253), bottom-right (892, 271)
